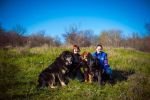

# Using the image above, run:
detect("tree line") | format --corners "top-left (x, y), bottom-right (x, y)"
top-left (0, 24), bottom-right (61, 48)
top-left (0, 24), bottom-right (150, 52)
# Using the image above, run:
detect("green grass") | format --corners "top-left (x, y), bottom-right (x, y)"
top-left (0, 47), bottom-right (150, 100)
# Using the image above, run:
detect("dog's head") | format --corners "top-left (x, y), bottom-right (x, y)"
top-left (81, 51), bottom-right (102, 70)
top-left (61, 51), bottom-right (73, 66)
top-left (81, 52), bottom-right (95, 70)
top-left (81, 51), bottom-right (90, 61)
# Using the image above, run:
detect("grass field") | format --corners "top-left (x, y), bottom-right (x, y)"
top-left (0, 47), bottom-right (150, 100)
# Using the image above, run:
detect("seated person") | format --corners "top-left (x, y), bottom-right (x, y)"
top-left (68, 45), bottom-right (84, 82)
top-left (92, 44), bottom-right (113, 83)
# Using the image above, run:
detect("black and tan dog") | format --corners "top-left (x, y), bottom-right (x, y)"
top-left (81, 52), bottom-right (103, 84)
top-left (37, 51), bottom-right (73, 89)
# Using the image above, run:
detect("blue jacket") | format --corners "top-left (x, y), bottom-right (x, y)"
top-left (92, 51), bottom-right (112, 75)
top-left (92, 51), bottom-right (108, 67)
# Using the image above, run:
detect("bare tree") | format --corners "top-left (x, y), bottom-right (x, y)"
top-left (53, 36), bottom-right (62, 47)
top-left (99, 30), bottom-right (122, 47)
top-left (27, 31), bottom-right (61, 47)
top-left (12, 24), bottom-right (26, 36)
top-left (63, 25), bottom-right (97, 47)
top-left (63, 25), bottom-right (79, 45)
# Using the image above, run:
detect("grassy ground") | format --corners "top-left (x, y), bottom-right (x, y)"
top-left (0, 47), bottom-right (150, 100)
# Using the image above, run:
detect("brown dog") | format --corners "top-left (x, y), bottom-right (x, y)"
top-left (81, 52), bottom-right (94, 83)
top-left (81, 51), bottom-right (103, 84)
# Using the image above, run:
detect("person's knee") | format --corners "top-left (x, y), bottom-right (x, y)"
top-left (105, 67), bottom-right (112, 75)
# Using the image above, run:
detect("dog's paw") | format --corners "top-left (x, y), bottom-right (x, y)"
top-left (50, 86), bottom-right (57, 89)
top-left (61, 82), bottom-right (67, 87)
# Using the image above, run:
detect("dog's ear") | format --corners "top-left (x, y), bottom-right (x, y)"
top-left (81, 51), bottom-right (89, 59)
top-left (87, 53), bottom-right (93, 59)
top-left (60, 51), bottom-right (66, 61)
top-left (81, 52), bottom-right (85, 58)
top-left (81, 53), bottom-right (84, 60)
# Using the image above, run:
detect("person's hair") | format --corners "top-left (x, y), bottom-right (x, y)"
top-left (96, 44), bottom-right (103, 49)
top-left (72, 45), bottom-right (80, 52)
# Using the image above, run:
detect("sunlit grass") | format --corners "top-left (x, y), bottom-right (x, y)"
top-left (0, 47), bottom-right (150, 99)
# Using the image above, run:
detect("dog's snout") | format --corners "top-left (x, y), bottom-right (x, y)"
top-left (65, 56), bottom-right (73, 65)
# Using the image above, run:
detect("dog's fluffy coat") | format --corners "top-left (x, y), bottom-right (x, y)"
top-left (37, 51), bottom-right (73, 88)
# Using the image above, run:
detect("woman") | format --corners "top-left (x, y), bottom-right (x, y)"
top-left (92, 44), bottom-right (113, 84)
top-left (68, 45), bottom-right (84, 82)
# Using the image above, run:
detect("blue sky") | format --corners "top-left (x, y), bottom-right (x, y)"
top-left (0, 0), bottom-right (150, 38)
